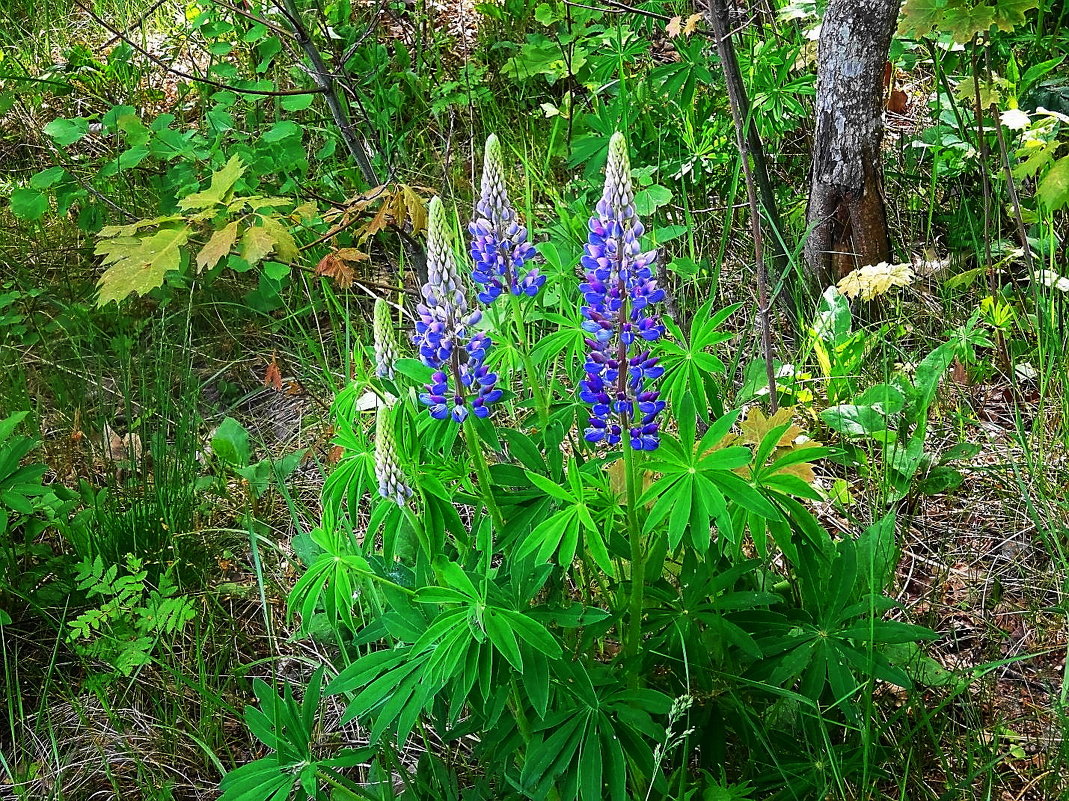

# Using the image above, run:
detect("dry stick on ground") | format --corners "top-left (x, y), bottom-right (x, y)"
top-left (704, 0), bottom-right (778, 412)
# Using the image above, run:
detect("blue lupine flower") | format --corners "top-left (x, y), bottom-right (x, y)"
top-left (414, 197), bottom-right (502, 422)
top-left (469, 134), bottom-right (543, 303)
top-left (579, 133), bottom-right (667, 451)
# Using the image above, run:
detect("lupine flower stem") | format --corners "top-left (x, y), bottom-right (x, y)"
top-left (623, 442), bottom-right (646, 686)
top-left (507, 288), bottom-right (551, 427)
top-left (401, 505), bottom-right (433, 560)
top-left (462, 415), bottom-right (505, 535)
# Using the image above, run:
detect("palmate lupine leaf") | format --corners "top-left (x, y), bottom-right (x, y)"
top-left (95, 223), bottom-right (191, 306)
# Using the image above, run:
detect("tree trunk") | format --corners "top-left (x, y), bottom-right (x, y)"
top-left (804, 0), bottom-right (899, 292)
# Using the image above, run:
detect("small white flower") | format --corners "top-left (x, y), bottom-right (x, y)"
top-left (1032, 269), bottom-right (1069, 292)
top-left (1014, 362), bottom-right (1038, 381)
top-left (1000, 108), bottom-right (1031, 130)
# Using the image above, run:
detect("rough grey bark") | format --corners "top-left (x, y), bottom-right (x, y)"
top-left (804, 0), bottom-right (899, 291)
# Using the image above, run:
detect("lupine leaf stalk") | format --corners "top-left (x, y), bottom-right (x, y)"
top-left (372, 298), bottom-right (400, 380)
top-left (580, 132), bottom-right (666, 451)
top-left (469, 134), bottom-right (551, 426)
top-left (373, 407), bottom-right (412, 506)
top-left (414, 197), bottom-right (502, 423)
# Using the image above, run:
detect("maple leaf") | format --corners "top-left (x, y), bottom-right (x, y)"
top-left (737, 407), bottom-right (800, 449)
top-left (264, 357), bottom-right (283, 391)
top-left (897, 0), bottom-right (948, 38)
top-left (258, 215), bottom-right (299, 262)
top-left (720, 407), bottom-right (825, 484)
top-left (196, 220), bottom-right (239, 273)
top-left (992, 0), bottom-right (1039, 32)
top-left (1037, 155), bottom-right (1069, 212)
top-left (400, 184), bottom-right (428, 235)
top-left (335, 247), bottom-right (369, 263)
top-left (837, 262), bottom-right (915, 301)
top-left (941, 2), bottom-right (995, 42)
top-left (178, 155), bottom-right (245, 210)
top-left (241, 224), bottom-right (276, 267)
top-left (100, 216), bottom-right (183, 238)
top-left (315, 253), bottom-right (356, 288)
top-left (96, 224), bottom-right (191, 305)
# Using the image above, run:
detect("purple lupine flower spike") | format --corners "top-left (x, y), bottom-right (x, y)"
top-left (469, 134), bottom-right (543, 303)
top-left (580, 133), bottom-right (666, 451)
top-left (414, 197), bottom-right (502, 422)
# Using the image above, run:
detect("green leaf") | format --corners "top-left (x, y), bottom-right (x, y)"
top-left (9, 189), bottom-right (48, 221)
top-left (262, 120), bottom-right (302, 142)
top-left (433, 557), bottom-right (481, 600)
top-left (280, 92), bottom-right (316, 111)
top-left (501, 609), bottom-right (562, 658)
top-left (1037, 155), bottom-right (1069, 212)
top-left (525, 470), bottom-right (576, 502)
top-left (484, 608), bottom-right (522, 670)
top-left (820, 404), bottom-right (887, 437)
top-left (29, 166), bottom-right (67, 190)
top-left (211, 417), bottom-right (251, 467)
top-left (263, 261), bottom-right (290, 280)
top-left (179, 155), bottom-right (246, 210)
top-left (95, 224), bottom-right (191, 305)
top-left (917, 465), bottom-right (963, 495)
top-left (42, 117), bottom-right (89, 145)
top-left (633, 184), bottom-right (672, 215)
top-left (992, 0), bottom-right (1039, 32)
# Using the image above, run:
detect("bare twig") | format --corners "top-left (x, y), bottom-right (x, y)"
top-left (102, 0), bottom-right (172, 48)
top-left (275, 0), bottom-right (377, 185)
top-left (71, 0), bottom-right (325, 97)
top-left (208, 0), bottom-right (297, 41)
top-left (706, 0), bottom-right (778, 411)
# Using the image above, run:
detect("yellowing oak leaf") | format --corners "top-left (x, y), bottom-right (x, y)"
top-left (96, 224), bottom-right (191, 306)
top-left (178, 155), bottom-right (245, 211)
top-left (666, 15), bottom-right (682, 37)
top-left (683, 13), bottom-right (702, 35)
top-left (196, 220), bottom-right (239, 273)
